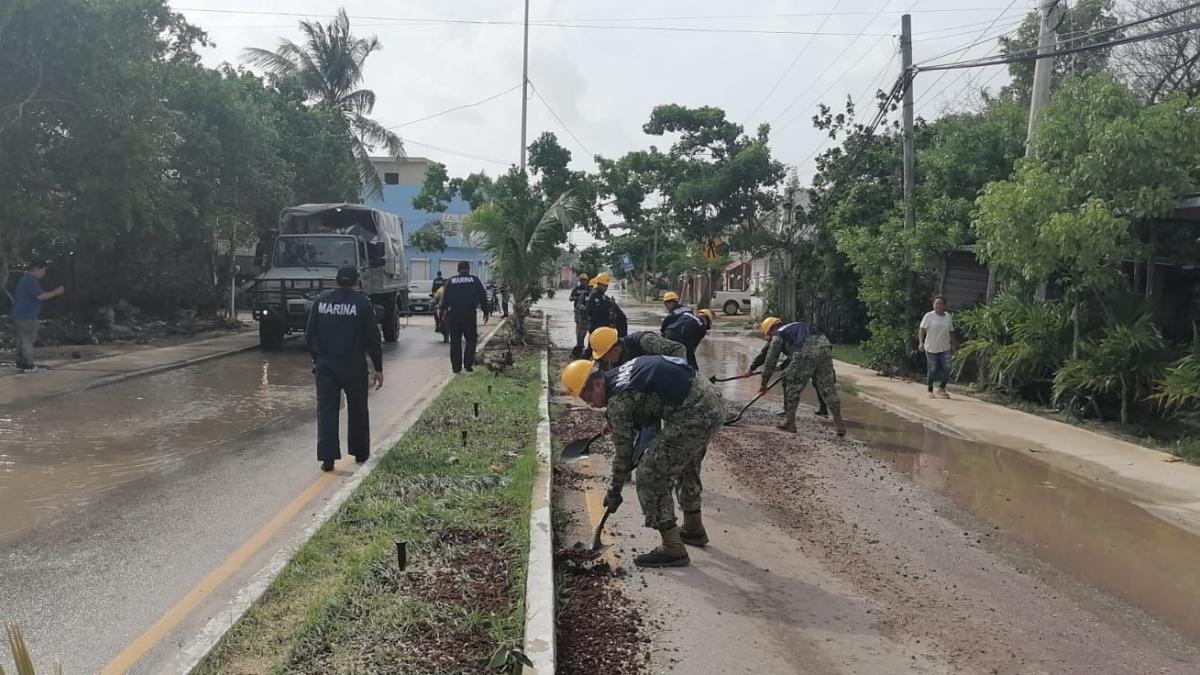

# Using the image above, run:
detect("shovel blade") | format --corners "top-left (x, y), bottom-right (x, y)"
top-left (561, 432), bottom-right (599, 461)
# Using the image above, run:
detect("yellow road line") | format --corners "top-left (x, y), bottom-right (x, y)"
top-left (100, 466), bottom-right (340, 674)
top-left (581, 458), bottom-right (618, 567)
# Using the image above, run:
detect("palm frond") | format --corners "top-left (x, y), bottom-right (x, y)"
top-left (240, 45), bottom-right (301, 78)
top-left (349, 113), bottom-right (404, 157)
top-left (340, 88), bottom-right (376, 115)
top-left (352, 141), bottom-right (385, 201)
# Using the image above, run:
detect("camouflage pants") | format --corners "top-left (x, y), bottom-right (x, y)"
top-left (635, 378), bottom-right (726, 530)
top-left (782, 335), bottom-right (840, 421)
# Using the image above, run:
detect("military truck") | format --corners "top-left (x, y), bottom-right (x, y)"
top-left (249, 204), bottom-right (408, 349)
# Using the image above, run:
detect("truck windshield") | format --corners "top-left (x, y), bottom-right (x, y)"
top-left (273, 236), bottom-right (358, 268)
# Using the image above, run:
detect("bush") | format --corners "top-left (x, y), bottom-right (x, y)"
top-left (955, 293), bottom-right (1072, 399)
top-left (1153, 355), bottom-right (1200, 412)
top-left (1053, 312), bottom-right (1168, 424)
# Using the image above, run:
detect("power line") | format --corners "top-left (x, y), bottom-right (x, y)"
top-left (769, 0), bottom-right (901, 127)
top-left (743, 0), bottom-right (846, 124)
top-left (528, 80), bottom-right (594, 157)
top-left (402, 138), bottom-right (515, 167)
top-left (917, 17), bottom-right (1200, 71)
top-left (384, 83), bottom-right (522, 130)
top-left (775, 32), bottom-right (897, 134)
top-left (798, 49), bottom-right (902, 167)
top-left (912, 0), bottom-right (1021, 108)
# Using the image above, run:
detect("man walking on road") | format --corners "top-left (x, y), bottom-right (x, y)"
top-left (10, 261), bottom-right (65, 373)
top-left (919, 296), bottom-right (954, 399)
top-left (569, 273), bottom-right (591, 358)
top-left (305, 266), bottom-right (384, 472)
top-left (440, 260), bottom-right (489, 373)
top-left (756, 316), bottom-right (846, 436)
top-left (590, 326), bottom-right (685, 368)
top-left (563, 355), bottom-right (725, 568)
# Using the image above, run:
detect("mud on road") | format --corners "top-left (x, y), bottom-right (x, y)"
top-left (714, 405), bottom-right (1200, 674)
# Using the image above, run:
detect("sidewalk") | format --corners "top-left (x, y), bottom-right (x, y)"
top-left (834, 359), bottom-right (1200, 536)
top-left (0, 332), bottom-right (261, 407)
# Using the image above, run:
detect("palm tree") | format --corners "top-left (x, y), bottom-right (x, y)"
top-left (468, 172), bottom-right (582, 341)
top-left (243, 8), bottom-right (403, 200)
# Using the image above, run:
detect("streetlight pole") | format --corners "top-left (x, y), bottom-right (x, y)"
top-left (519, 0), bottom-right (530, 171)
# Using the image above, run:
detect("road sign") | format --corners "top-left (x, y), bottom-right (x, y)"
top-left (619, 253), bottom-right (635, 272)
top-left (703, 237), bottom-right (722, 262)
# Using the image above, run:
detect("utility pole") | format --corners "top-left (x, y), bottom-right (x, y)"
top-left (1026, 0), bottom-right (1059, 155)
top-left (519, 0), bottom-right (530, 171)
top-left (901, 13), bottom-right (915, 232)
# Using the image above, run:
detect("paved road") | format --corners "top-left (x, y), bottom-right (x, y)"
top-left (0, 315), bottom-right (466, 673)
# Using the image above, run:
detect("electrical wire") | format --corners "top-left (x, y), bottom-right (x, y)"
top-left (402, 138), bottom-right (515, 166)
top-left (384, 83), bottom-right (522, 130)
top-left (769, 0), bottom-right (900, 127)
top-left (797, 48), bottom-right (902, 168)
top-left (528, 80), bottom-right (594, 157)
top-left (743, 0), bottom-right (846, 124)
top-left (911, 0), bottom-right (1021, 108)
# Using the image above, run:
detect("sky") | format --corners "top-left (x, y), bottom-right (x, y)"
top-left (171, 0), bottom-right (1031, 247)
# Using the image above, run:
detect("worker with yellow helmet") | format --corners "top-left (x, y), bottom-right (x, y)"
top-left (751, 316), bottom-right (846, 435)
top-left (568, 272), bottom-right (591, 358)
top-left (560, 354), bottom-right (725, 568)
top-left (660, 292), bottom-right (713, 370)
top-left (585, 271), bottom-right (627, 338)
top-left (590, 326), bottom-right (685, 368)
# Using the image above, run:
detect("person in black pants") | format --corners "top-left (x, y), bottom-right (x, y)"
top-left (440, 260), bottom-right (490, 373)
top-left (305, 266), bottom-right (384, 472)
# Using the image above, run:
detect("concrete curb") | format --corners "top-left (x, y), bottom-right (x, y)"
top-left (172, 321), bottom-right (508, 674)
top-left (522, 335), bottom-right (556, 674)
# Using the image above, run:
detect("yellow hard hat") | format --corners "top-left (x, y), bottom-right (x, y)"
top-left (698, 309), bottom-right (715, 324)
top-left (588, 278), bottom-right (598, 288)
top-left (761, 317), bottom-right (782, 336)
top-left (594, 272), bottom-right (612, 286)
top-left (662, 291), bottom-right (679, 303)
top-left (590, 327), bottom-right (620, 359)
top-left (561, 359), bottom-right (596, 396)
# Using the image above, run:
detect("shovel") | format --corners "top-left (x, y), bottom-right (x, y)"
top-left (561, 427), bottom-right (608, 461)
top-left (709, 370), bottom-right (759, 383)
top-left (590, 506), bottom-right (614, 553)
top-left (724, 375), bottom-right (785, 426)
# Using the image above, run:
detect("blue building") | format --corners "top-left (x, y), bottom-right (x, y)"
top-left (365, 156), bottom-right (493, 283)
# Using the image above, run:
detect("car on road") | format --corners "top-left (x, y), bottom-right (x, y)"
top-left (407, 280), bottom-right (436, 315)
top-left (713, 288), bottom-right (755, 315)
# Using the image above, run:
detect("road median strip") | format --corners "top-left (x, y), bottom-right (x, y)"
top-left (189, 328), bottom-right (545, 674)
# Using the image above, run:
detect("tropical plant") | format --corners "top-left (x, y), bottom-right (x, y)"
top-left (243, 8), bottom-right (402, 199)
top-left (1, 623), bottom-right (61, 675)
top-left (955, 294), bottom-right (1073, 397)
top-left (467, 171), bottom-right (581, 341)
top-left (408, 226), bottom-right (447, 253)
top-left (1152, 355), bottom-right (1200, 412)
top-left (1053, 312), bottom-right (1168, 424)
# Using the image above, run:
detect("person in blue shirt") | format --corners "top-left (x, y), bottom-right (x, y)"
top-left (10, 261), bottom-right (65, 372)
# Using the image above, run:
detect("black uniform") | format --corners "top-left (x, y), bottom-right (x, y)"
top-left (750, 329), bottom-right (828, 415)
top-left (305, 287), bottom-right (383, 462)
top-left (660, 306), bottom-right (691, 335)
top-left (610, 297), bottom-right (629, 337)
top-left (569, 282), bottom-right (591, 355)
top-left (431, 274), bottom-right (446, 294)
top-left (663, 309), bottom-right (707, 371)
top-left (440, 271), bottom-right (489, 372)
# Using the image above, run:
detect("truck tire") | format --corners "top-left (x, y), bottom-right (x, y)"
top-left (259, 319), bottom-right (285, 350)
top-left (382, 293), bottom-right (400, 343)
top-left (723, 300), bottom-right (740, 316)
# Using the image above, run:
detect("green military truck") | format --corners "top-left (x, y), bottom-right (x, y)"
top-left (250, 204), bottom-right (408, 349)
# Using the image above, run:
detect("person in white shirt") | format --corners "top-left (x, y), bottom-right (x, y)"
top-left (918, 297), bottom-right (953, 399)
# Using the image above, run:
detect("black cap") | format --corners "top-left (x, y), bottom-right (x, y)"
top-left (336, 266), bottom-right (359, 285)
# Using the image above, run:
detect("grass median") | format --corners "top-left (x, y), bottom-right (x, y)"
top-left (195, 349), bottom-right (543, 675)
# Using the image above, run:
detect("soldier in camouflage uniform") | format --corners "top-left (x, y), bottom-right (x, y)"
top-left (560, 355), bottom-right (726, 568)
top-left (757, 316), bottom-right (847, 436)
top-left (568, 273), bottom-right (591, 358)
top-left (590, 326), bottom-right (685, 368)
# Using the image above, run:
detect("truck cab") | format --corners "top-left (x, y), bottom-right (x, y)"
top-left (250, 204), bottom-right (408, 349)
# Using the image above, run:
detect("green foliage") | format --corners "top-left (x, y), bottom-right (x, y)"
top-left (954, 294), bottom-right (1073, 395)
top-left (243, 9), bottom-right (402, 200)
top-left (1053, 312), bottom-right (1168, 424)
top-left (575, 247), bottom-right (606, 277)
top-left (1153, 355), bottom-right (1200, 412)
top-left (999, 0), bottom-right (1121, 99)
top-left (408, 227), bottom-right (447, 253)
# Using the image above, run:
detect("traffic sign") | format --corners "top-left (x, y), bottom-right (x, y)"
top-left (619, 252), bottom-right (635, 272)
top-left (703, 237), bottom-right (721, 262)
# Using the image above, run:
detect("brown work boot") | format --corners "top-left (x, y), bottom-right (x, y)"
top-left (680, 511), bottom-right (709, 547)
top-left (833, 412), bottom-right (848, 437)
top-left (634, 527), bottom-right (690, 568)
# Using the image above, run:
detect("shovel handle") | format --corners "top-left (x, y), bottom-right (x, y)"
top-left (591, 507), bottom-right (613, 551)
top-left (710, 370), bottom-right (760, 383)
top-left (724, 375), bottom-right (784, 426)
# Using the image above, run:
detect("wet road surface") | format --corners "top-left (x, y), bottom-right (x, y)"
top-left (1, 316), bottom-right (462, 673)
top-left (547, 294), bottom-right (1200, 666)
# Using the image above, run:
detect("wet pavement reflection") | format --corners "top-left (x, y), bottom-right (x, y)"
top-left (697, 334), bottom-right (1200, 641)
top-left (0, 348), bottom-right (317, 543)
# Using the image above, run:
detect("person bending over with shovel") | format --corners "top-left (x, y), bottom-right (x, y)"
top-left (753, 317), bottom-right (847, 436)
top-left (590, 326), bottom-right (685, 368)
top-left (561, 355), bottom-right (725, 568)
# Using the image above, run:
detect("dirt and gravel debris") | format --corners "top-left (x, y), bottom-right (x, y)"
top-left (555, 548), bottom-right (650, 675)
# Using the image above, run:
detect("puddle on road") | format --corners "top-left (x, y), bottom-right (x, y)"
top-left (0, 349), bottom-right (317, 544)
top-left (697, 335), bottom-right (1200, 642)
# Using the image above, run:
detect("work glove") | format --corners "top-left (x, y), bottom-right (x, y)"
top-left (603, 485), bottom-right (623, 513)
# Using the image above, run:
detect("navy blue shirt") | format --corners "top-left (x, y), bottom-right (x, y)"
top-left (440, 273), bottom-right (488, 315)
top-left (11, 273), bottom-right (43, 320)
top-left (305, 287), bottom-right (383, 375)
top-left (776, 321), bottom-right (820, 348)
top-left (604, 355), bottom-right (694, 407)
top-left (664, 311), bottom-right (707, 347)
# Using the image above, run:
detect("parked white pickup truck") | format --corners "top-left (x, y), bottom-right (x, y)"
top-left (713, 289), bottom-right (755, 315)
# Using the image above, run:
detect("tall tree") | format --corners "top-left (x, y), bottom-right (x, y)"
top-left (599, 105), bottom-right (784, 308)
top-left (243, 9), bottom-right (402, 200)
top-left (1116, 0), bottom-right (1200, 102)
top-left (999, 0), bottom-right (1121, 100)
